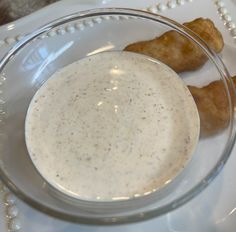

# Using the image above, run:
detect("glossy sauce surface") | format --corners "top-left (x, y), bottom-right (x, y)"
top-left (25, 51), bottom-right (199, 201)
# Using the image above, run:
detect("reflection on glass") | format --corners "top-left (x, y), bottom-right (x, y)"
top-left (22, 41), bottom-right (74, 85)
top-left (7, 24), bottom-right (15, 30)
top-left (87, 44), bottom-right (114, 56)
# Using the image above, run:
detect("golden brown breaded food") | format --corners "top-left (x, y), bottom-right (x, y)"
top-left (188, 76), bottom-right (236, 136)
top-left (124, 18), bottom-right (224, 73)
top-left (183, 18), bottom-right (224, 53)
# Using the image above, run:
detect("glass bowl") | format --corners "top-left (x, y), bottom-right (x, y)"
top-left (0, 8), bottom-right (235, 224)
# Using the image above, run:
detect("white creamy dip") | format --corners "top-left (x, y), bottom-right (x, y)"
top-left (25, 51), bottom-right (199, 201)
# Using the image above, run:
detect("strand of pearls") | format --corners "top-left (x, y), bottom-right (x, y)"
top-left (214, 0), bottom-right (236, 40)
top-left (0, 182), bottom-right (21, 231)
top-left (145, 0), bottom-right (193, 13)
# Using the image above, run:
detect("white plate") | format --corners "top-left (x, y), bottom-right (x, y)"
top-left (0, 0), bottom-right (235, 49)
top-left (1, 0), bottom-right (236, 231)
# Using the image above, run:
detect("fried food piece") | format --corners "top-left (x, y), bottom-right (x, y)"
top-left (124, 18), bottom-right (224, 73)
top-left (188, 76), bottom-right (236, 136)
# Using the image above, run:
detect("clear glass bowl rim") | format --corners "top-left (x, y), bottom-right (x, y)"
top-left (0, 8), bottom-right (235, 224)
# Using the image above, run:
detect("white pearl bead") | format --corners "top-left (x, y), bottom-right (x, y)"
top-left (7, 205), bottom-right (19, 218)
top-left (75, 23), bottom-right (84, 31)
top-left (84, 20), bottom-right (94, 27)
top-left (216, 1), bottom-right (224, 7)
top-left (9, 218), bottom-right (21, 231)
top-left (227, 22), bottom-right (236, 29)
top-left (118, 15), bottom-right (129, 20)
top-left (47, 30), bottom-right (56, 37)
top-left (65, 25), bottom-right (75, 33)
top-left (93, 17), bottom-right (102, 24)
top-left (102, 15), bottom-right (110, 20)
top-left (56, 28), bottom-right (66, 35)
top-left (177, 0), bottom-right (185, 5)
top-left (16, 35), bottom-right (23, 41)
top-left (109, 15), bottom-right (119, 21)
top-left (218, 7), bottom-right (228, 15)
top-left (0, 75), bottom-right (5, 82)
top-left (116, 15), bottom-right (121, 20)
top-left (167, 1), bottom-right (176, 9)
top-left (148, 6), bottom-right (158, 13)
top-left (223, 14), bottom-right (232, 22)
top-left (40, 34), bottom-right (46, 39)
top-left (5, 193), bottom-right (16, 205)
top-left (157, 3), bottom-right (167, 11)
